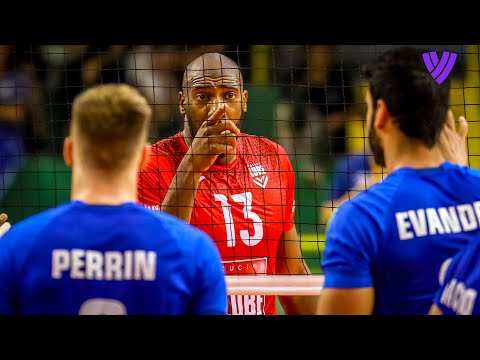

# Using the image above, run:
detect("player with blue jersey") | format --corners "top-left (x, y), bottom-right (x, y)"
top-left (0, 84), bottom-right (227, 315)
top-left (429, 240), bottom-right (480, 315)
top-left (317, 46), bottom-right (476, 315)
top-left (428, 94), bottom-right (477, 316)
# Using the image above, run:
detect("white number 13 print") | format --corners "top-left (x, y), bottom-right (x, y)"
top-left (214, 192), bottom-right (263, 247)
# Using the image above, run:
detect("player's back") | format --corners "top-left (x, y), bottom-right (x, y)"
top-left (323, 162), bottom-right (480, 314)
top-left (0, 201), bottom-right (227, 315)
top-left (433, 237), bottom-right (480, 315)
top-left (370, 162), bottom-right (480, 314)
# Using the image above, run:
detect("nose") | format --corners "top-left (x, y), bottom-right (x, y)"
top-left (209, 94), bottom-right (226, 108)
top-left (207, 97), bottom-right (226, 116)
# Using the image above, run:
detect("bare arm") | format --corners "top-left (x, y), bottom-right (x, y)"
top-left (317, 287), bottom-right (375, 315)
top-left (161, 158), bottom-right (203, 222)
top-left (316, 200), bottom-right (377, 315)
top-left (428, 304), bottom-right (443, 315)
top-left (276, 226), bottom-right (318, 315)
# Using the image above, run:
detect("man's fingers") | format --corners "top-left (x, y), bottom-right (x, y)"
top-left (0, 213), bottom-right (11, 237)
top-left (208, 120), bottom-right (240, 136)
top-left (458, 116), bottom-right (468, 139)
top-left (445, 110), bottom-right (455, 130)
top-left (207, 133), bottom-right (237, 154)
top-left (209, 144), bottom-right (235, 155)
top-left (439, 114), bottom-right (469, 166)
top-left (0, 222), bottom-right (11, 237)
top-left (438, 131), bottom-right (449, 148)
top-left (208, 133), bottom-right (238, 148)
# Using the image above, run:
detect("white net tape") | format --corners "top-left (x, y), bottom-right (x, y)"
top-left (226, 275), bottom-right (325, 296)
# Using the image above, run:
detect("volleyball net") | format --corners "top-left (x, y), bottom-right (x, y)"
top-left (1, 45), bottom-right (478, 308)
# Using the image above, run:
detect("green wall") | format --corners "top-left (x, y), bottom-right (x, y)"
top-left (0, 156), bottom-right (71, 224)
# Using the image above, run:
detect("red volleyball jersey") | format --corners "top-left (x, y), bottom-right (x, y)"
top-left (138, 132), bottom-right (296, 315)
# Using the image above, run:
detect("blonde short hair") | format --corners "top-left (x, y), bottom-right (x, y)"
top-left (71, 83), bottom-right (151, 172)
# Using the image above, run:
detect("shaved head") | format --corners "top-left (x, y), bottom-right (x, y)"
top-left (179, 52), bottom-right (248, 142)
top-left (182, 53), bottom-right (243, 91)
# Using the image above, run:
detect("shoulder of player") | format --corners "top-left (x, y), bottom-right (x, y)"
top-left (348, 179), bottom-right (392, 208)
top-left (428, 162), bottom-right (480, 183)
top-left (363, 167), bottom-right (409, 200)
top-left (149, 134), bottom-right (182, 155)
top-left (0, 203), bottom-right (72, 247)
top-left (463, 165), bottom-right (480, 180)
top-left (141, 134), bottom-right (183, 172)
top-left (326, 195), bottom-right (387, 246)
top-left (239, 134), bottom-right (287, 155)
top-left (326, 200), bottom-right (366, 237)
top-left (334, 179), bottom-right (395, 227)
top-left (331, 198), bottom-right (366, 223)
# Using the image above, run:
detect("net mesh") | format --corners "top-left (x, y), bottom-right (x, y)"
top-left (0, 45), bottom-right (476, 304)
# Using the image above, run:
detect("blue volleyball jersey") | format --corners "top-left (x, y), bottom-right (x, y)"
top-left (433, 239), bottom-right (480, 315)
top-left (321, 162), bottom-right (480, 314)
top-left (0, 201), bottom-right (227, 315)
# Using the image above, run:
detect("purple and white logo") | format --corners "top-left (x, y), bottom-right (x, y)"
top-left (422, 51), bottom-right (457, 84)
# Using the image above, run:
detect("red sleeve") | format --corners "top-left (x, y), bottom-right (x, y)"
top-left (137, 147), bottom-right (176, 209)
top-left (277, 145), bottom-right (296, 233)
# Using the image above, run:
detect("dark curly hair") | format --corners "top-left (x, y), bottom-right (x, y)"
top-left (363, 46), bottom-right (450, 148)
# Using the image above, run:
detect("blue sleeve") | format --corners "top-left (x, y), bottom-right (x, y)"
top-left (0, 231), bottom-right (18, 314)
top-left (433, 250), bottom-right (469, 315)
top-left (321, 201), bottom-right (378, 288)
top-left (190, 232), bottom-right (227, 315)
top-left (432, 259), bottom-right (455, 315)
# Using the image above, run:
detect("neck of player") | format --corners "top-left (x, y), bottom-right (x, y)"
top-left (386, 136), bottom-right (446, 173)
top-left (70, 166), bottom-right (138, 205)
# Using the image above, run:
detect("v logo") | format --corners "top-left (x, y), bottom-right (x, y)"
top-left (422, 51), bottom-right (457, 84)
top-left (252, 175), bottom-right (268, 189)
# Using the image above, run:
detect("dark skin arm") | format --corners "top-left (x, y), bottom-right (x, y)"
top-left (276, 226), bottom-right (319, 315)
top-left (316, 286), bottom-right (375, 315)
